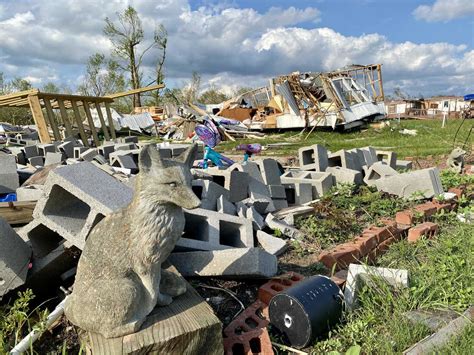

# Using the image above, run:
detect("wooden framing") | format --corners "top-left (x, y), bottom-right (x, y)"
top-left (0, 84), bottom-right (165, 143)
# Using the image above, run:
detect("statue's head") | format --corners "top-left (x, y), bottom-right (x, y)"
top-left (137, 144), bottom-right (201, 209)
top-left (450, 147), bottom-right (466, 159)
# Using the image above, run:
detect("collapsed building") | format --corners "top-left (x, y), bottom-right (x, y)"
top-left (218, 64), bottom-right (386, 130)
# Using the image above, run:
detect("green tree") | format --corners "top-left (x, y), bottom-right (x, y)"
top-left (78, 53), bottom-right (126, 96)
top-left (198, 86), bottom-right (230, 104)
top-left (104, 6), bottom-right (167, 108)
top-left (42, 82), bottom-right (60, 93)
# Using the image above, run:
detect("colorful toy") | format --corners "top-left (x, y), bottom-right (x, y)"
top-left (195, 117), bottom-right (234, 169)
top-left (236, 143), bottom-right (262, 162)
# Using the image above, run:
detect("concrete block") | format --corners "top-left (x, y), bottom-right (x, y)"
top-left (0, 154), bottom-right (19, 193)
top-left (202, 168), bottom-right (249, 203)
top-left (268, 185), bottom-right (286, 199)
top-left (37, 143), bottom-right (57, 156)
top-left (44, 152), bottom-right (64, 166)
top-left (79, 148), bottom-right (98, 162)
top-left (283, 183), bottom-right (313, 205)
top-left (216, 195), bottom-right (236, 215)
top-left (111, 155), bottom-right (138, 172)
top-left (255, 158), bottom-right (282, 185)
top-left (344, 263), bottom-right (408, 310)
top-left (21, 145), bottom-right (39, 159)
top-left (328, 149), bottom-right (360, 171)
top-left (33, 162), bottom-right (133, 249)
top-left (8, 147), bottom-right (27, 165)
top-left (73, 147), bottom-right (88, 159)
top-left (265, 213), bottom-right (303, 239)
top-left (281, 170), bottom-right (333, 198)
top-left (93, 155), bottom-right (108, 165)
top-left (240, 198), bottom-right (270, 215)
top-left (396, 160), bottom-right (413, 170)
top-left (192, 179), bottom-right (229, 210)
top-left (114, 143), bottom-right (135, 151)
top-left (363, 161), bottom-right (399, 186)
top-left (247, 206), bottom-right (266, 230)
top-left (272, 199), bottom-right (288, 210)
top-left (98, 144), bottom-right (115, 160)
top-left (0, 217), bottom-right (31, 297)
top-left (375, 167), bottom-right (444, 199)
top-left (121, 136), bottom-right (138, 144)
top-left (298, 144), bottom-right (328, 171)
top-left (58, 141), bottom-right (75, 159)
top-left (176, 207), bottom-right (254, 251)
top-left (16, 185), bottom-right (43, 201)
top-left (169, 248), bottom-right (278, 278)
top-left (273, 206), bottom-right (315, 226)
top-left (359, 146), bottom-right (378, 167)
top-left (376, 150), bottom-right (397, 169)
top-left (235, 201), bottom-right (248, 218)
top-left (327, 166), bottom-right (363, 185)
top-left (256, 230), bottom-right (288, 256)
top-left (28, 156), bottom-right (44, 167)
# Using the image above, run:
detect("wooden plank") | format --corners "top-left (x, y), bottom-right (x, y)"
top-left (70, 100), bottom-right (90, 147)
top-left (0, 201), bottom-right (36, 225)
top-left (94, 102), bottom-right (110, 140)
top-left (43, 98), bottom-right (62, 141)
top-left (27, 94), bottom-right (51, 143)
top-left (57, 99), bottom-right (74, 138)
top-left (39, 92), bottom-right (114, 103)
top-left (82, 100), bottom-right (100, 146)
top-left (105, 84), bottom-right (165, 99)
top-left (104, 102), bottom-right (117, 140)
top-left (0, 89), bottom-right (39, 103)
top-left (85, 277), bottom-right (223, 355)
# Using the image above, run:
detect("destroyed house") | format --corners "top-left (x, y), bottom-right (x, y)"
top-left (218, 64), bottom-right (386, 130)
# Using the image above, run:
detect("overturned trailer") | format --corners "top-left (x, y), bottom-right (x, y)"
top-left (220, 64), bottom-right (386, 130)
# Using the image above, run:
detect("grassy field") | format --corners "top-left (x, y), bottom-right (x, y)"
top-left (217, 119), bottom-right (473, 159)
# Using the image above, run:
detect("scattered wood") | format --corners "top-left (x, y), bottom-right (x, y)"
top-left (0, 201), bottom-right (36, 225)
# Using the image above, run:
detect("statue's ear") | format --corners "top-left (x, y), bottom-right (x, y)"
top-left (177, 144), bottom-right (197, 168)
top-left (139, 145), bottom-right (164, 172)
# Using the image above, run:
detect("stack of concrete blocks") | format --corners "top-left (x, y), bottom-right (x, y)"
top-left (374, 167), bottom-right (443, 199)
top-left (0, 154), bottom-right (19, 194)
top-left (202, 167), bottom-right (249, 203)
top-left (31, 162), bottom-right (133, 250)
top-left (281, 170), bottom-right (333, 200)
top-left (0, 217), bottom-right (32, 297)
top-left (229, 162), bottom-right (276, 213)
top-left (192, 179), bottom-right (229, 210)
top-left (256, 158), bottom-right (288, 210)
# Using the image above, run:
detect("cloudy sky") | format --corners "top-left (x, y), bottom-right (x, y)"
top-left (0, 0), bottom-right (473, 96)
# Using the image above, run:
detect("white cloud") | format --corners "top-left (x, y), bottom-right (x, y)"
top-left (413, 0), bottom-right (474, 22)
top-left (0, 0), bottom-right (472, 96)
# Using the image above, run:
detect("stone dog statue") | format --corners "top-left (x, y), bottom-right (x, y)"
top-left (65, 144), bottom-right (200, 338)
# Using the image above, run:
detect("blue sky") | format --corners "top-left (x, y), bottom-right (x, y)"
top-left (0, 0), bottom-right (473, 96)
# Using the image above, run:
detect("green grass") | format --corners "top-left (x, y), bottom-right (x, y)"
top-left (311, 212), bottom-right (474, 354)
top-left (217, 119), bottom-right (472, 158)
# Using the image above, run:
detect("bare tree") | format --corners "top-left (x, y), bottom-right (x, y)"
top-left (104, 6), bottom-right (167, 108)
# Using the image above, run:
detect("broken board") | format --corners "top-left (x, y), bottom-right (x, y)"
top-left (84, 282), bottom-right (223, 354)
top-left (0, 201), bottom-right (35, 225)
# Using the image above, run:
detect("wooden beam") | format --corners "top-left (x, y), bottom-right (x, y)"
top-left (70, 100), bottom-right (89, 147)
top-left (28, 94), bottom-right (51, 143)
top-left (0, 89), bottom-right (39, 103)
top-left (43, 98), bottom-right (62, 141)
top-left (39, 92), bottom-right (114, 103)
top-left (0, 201), bottom-right (36, 225)
top-left (57, 99), bottom-right (74, 138)
top-left (105, 84), bottom-right (165, 99)
top-left (82, 100), bottom-right (100, 146)
top-left (104, 102), bottom-right (117, 140)
top-left (94, 102), bottom-right (110, 140)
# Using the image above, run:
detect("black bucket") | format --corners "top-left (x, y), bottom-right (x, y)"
top-left (268, 275), bottom-right (343, 348)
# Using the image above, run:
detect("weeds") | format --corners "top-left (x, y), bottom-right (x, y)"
top-left (440, 169), bottom-right (474, 190)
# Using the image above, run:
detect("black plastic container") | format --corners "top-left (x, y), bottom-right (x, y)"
top-left (268, 275), bottom-right (343, 348)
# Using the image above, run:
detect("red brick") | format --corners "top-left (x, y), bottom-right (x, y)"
top-left (396, 224), bottom-right (411, 240)
top-left (318, 244), bottom-right (361, 271)
top-left (396, 210), bottom-right (414, 225)
top-left (415, 203), bottom-right (437, 219)
top-left (257, 272), bottom-right (304, 305)
top-left (407, 222), bottom-right (438, 243)
top-left (363, 225), bottom-right (397, 244)
top-left (224, 300), bottom-right (269, 337)
top-left (377, 236), bottom-right (396, 253)
top-left (431, 200), bottom-right (453, 212)
top-left (351, 234), bottom-right (378, 256)
top-left (448, 187), bottom-right (465, 199)
top-left (223, 327), bottom-right (274, 355)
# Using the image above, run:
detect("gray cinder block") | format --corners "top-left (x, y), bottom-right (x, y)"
top-left (247, 206), bottom-right (266, 230)
top-left (111, 155), bottom-right (138, 172)
top-left (281, 170), bottom-right (333, 198)
top-left (37, 144), bottom-right (57, 156)
top-left (28, 156), bottom-right (44, 167)
top-left (395, 160), bottom-right (413, 170)
top-left (44, 152), bottom-right (64, 166)
top-left (169, 248), bottom-right (278, 278)
top-left (299, 144), bottom-right (329, 171)
top-left (363, 161), bottom-right (399, 186)
top-left (0, 154), bottom-right (19, 193)
top-left (256, 158), bottom-right (282, 185)
top-left (376, 150), bottom-right (398, 169)
top-left (375, 167), bottom-right (443, 199)
top-left (256, 230), bottom-right (288, 256)
top-left (21, 145), bottom-right (39, 159)
top-left (202, 168), bottom-right (249, 203)
top-left (216, 195), bottom-right (236, 215)
top-left (344, 263), bottom-right (408, 310)
top-left (283, 183), bottom-right (313, 205)
top-left (79, 148), bottom-right (98, 162)
top-left (0, 217), bottom-right (32, 297)
top-left (74, 147), bottom-right (88, 159)
top-left (328, 149), bottom-right (360, 171)
top-left (192, 179), bottom-right (229, 211)
top-left (177, 207), bottom-right (254, 251)
top-left (358, 146), bottom-right (378, 167)
top-left (114, 143), bottom-right (135, 151)
top-left (265, 213), bottom-right (303, 239)
top-left (99, 144), bottom-right (115, 160)
top-left (327, 166), bottom-right (363, 185)
top-left (33, 162), bottom-right (134, 249)
top-left (16, 185), bottom-right (43, 201)
top-left (121, 136), bottom-right (139, 144)
top-left (58, 141), bottom-right (75, 159)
